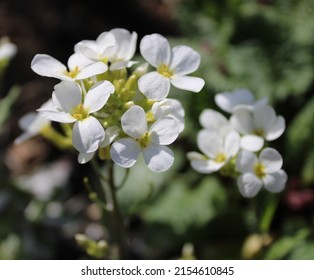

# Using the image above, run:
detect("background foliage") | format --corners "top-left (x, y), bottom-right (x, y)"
top-left (1, 0), bottom-right (314, 259)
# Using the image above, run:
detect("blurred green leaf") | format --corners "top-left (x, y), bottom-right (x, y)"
top-left (0, 85), bottom-right (20, 129)
top-left (142, 176), bottom-right (227, 234)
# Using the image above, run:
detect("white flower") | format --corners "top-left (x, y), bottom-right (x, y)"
top-left (78, 126), bottom-right (120, 164)
top-left (38, 80), bottom-right (114, 153)
top-left (0, 37), bottom-right (17, 61)
top-left (230, 104), bottom-right (285, 152)
top-left (187, 130), bottom-right (240, 174)
top-left (236, 148), bottom-right (287, 197)
top-left (14, 100), bottom-right (52, 144)
top-left (75, 28), bottom-right (137, 70)
top-left (215, 89), bottom-right (268, 114)
top-left (138, 33), bottom-right (205, 100)
top-left (151, 98), bottom-right (185, 133)
top-left (110, 105), bottom-right (179, 172)
top-left (199, 109), bottom-right (232, 136)
top-left (31, 52), bottom-right (107, 81)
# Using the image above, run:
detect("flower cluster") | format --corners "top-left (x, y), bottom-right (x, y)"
top-left (16, 28), bottom-right (204, 172)
top-left (188, 89), bottom-right (287, 197)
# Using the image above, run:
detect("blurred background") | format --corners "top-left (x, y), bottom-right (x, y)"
top-left (1, 0), bottom-right (314, 260)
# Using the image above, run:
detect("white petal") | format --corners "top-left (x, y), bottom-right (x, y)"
top-left (170, 75), bottom-right (204, 93)
top-left (265, 116), bottom-right (285, 141)
top-left (150, 117), bottom-right (179, 145)
top-left (199, 109), bottom-right (231, 134)
top-left (84, 80), bottom-right (114, 113)
top-left (263, 170), bottom-right (287, 193)
top-left (75, 41), bottom-right (99, 61)
top-left (259, 148), bottom-right (283, 173)
top-left (38, 110), bottom-right (76, 123)
top-left (52, 81), bottom-right (82, 112)
top-left (72, 117), bottom-right (105, 153)
top-left (100, 126), bottom-right (120, 147)
top-left (140, 34), bottom-right (171, 67)
top-left (230, 107), bottom-right (253, 134)
top-left (215, 89), bottom-right (254, 113)
top-left (170, 45), bottom-right (201, 75)
top-left (240, 134), bottom-right (264, 152)
top-left (121, 105), bottom-right (147, 138)
top-left (31, 54), bottom-right (70, 80)
top-left (67, 52), bottom-right (93, 69)
top-left (110, 29), bottom-right (137, 60)
top-left (96, 32), bottom-right (116, 53)
top-left (110, 138), bottom-right (140, 168)
top-left (253, 104), bottom-right (276, 132)
top-left (0, 40), bottom-right (17, 60)
top-left (143, 144), bottom-right (174, 172)
top-left (237, 173), bottom-right (263, 198)
top-left (236, 149), bottom-right (257, 173)
top-left (78, 152), bottom-right (95, 164)
top-left (224, 131), bottom-right (240, 157)
top-left (197, 130), bottom-right (222, 159)
top-left (76, 62), bottom-right (108, 80)
top-left (190, 158), bottom-right (225, 174)
top-left (138, 72), bottom-right (170, 100)
top-left (187, 151), bottom-right (206, 161)
top-left (109, 60), bottom-right (137, 71)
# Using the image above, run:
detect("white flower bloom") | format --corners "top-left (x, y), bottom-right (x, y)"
top-left (0, 37), bottom-right (17, 61)
top-left (138, 33), bottom-right (205, 100)
top-left (230, 104), bottom-right (285, 152)
top-left (78, 126), bottom-right (120, 164)
top-left (152, 98), bottom-right (185, 133)
top-left (215, 89), bottom-right (268, 114)
top-left (14, 100), bottom-right (52, 144)
top-left (199, 109), bottom-right (232, 136)
top-left (110, 105), bottom-right (179, 172)
top-left (38, 80), bottom-right (114, 153)
top-left (187, 130), bottom-right (240, 174)
top-left (31, 52), bottom-right (107, 81)
top-left (236, 148), bottom-right (287, 197)
top-left (75, 28), bottom-right (137, 70)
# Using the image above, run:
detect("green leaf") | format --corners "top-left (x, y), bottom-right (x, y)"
top-left (142, 176), bottom-right (227, 234)
top-left (0, 85), bottom-right (20, 129)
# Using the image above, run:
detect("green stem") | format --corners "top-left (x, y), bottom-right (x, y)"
top-left (106, 161), bottom-right (128, 259)
top-left (259, 195), bottom-right (280, 234)
top-left (90, 159), bottom-right (128, 259)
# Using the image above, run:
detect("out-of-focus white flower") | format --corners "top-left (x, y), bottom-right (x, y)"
top-left (138, 33), bottom-right (204, 100)
top-left (110, 105), bottom-right (179, 172)
top-left (14, 100), bottom-right (52, 144)
top-left (31, 52), bottom-right (107, 81)
top-left (151, 98), bottom-right (185, 133)
top-left (187, 130), bottom-right (240, 174)
top-left (236, 148), bottom-right (287, 197)
top-left (199, 109), bottom-right (232, 136)
top-left (215, 89), bottom-right (268, 114)
top-left (75, 28), bottom-right (137, 70)
top-left (17, 158), bottom-right (72, 201)
top-left (0, 37), bottom-right (17, 61)
top-left (38, 81), bottom-right (114, 153)
top-left (230, 104), bottom-right (285, 152)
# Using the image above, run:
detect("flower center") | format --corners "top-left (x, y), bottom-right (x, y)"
top-left (254, 162), bottom-right (266, 178)
top-left (215, 153), bottom-right (226, 163)
top-left (138, 132), bottom-right (151, 148)
top-left (65, 66), bottom-right (80, 78)
top-left (254, 129), bottom-right (265, 137)
top-left (72, 104), bottom-right (89, 120)
top-left (157, 64), bottom-right (173, 78)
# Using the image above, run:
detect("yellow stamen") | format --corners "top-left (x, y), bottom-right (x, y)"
top-left (72, 104), bottom-right (89, 120)
top-left (138, 132), bottom-right (151, 148)
top-left (215, 153), bottom-right (226, 163)
top-left (65, 66), bottom-right (80, 78)
top-left (157, 64), bottom-right (173, 78)
top-left (254, 162), bottom-right (266, 178)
